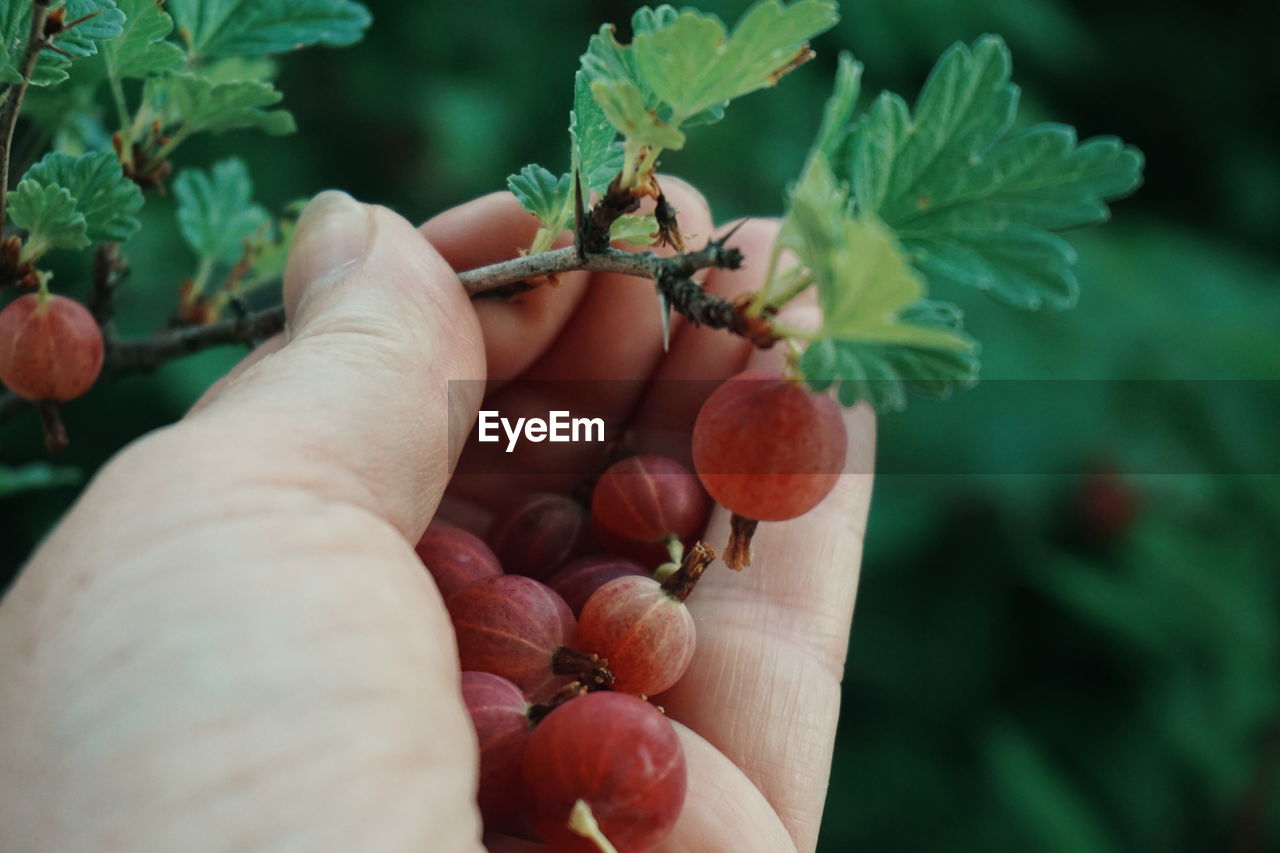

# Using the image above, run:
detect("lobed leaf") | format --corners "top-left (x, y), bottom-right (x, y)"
top-left (589, 78), bottom-right (685, 151)
top-left (507, 164), bottom-right (570, 225)
top-left (800, 301), bottom-right (980, 412)
top-left (2, 0), bottom-right (123, 85)
top-left (570, 70), bottom-right (623, 196)
top-left (810, 52), bottom-right (861, 168)
top-left (779, 156), bottom-right (977, 411)
top-left (21, 149), bottom-right (143, 242)
top-left (173, 158), bottom-right (271, 263)
top-left (632, 1), bottom-right (838, 122)
top-left (843, 35), bottom-right (1144, 309)
top-left (52, 0), bottom-right (125, 58)
top-left (8, 181), bottom-right (89, 252)
top-left (580, 2), bottom-right (837, 149)
top-left (168, 0), bottom-right (371, 59)
top-left (147, 72), bottom-right (296, 135)
top-left (103, 0), bottom-right (185, 79)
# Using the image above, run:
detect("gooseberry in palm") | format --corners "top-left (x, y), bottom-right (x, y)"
top-left (447, 575), bottom-right (577, 702)
top-left (447, 575), bottom-right (611, 700)
top-left (487, 492), bottom-right (586, 580)
top-left (460, 671), bottom-right (532, 829)
top-left (523, 691), bottom-right (686, 852)
top-left (692, 368), bottom-right (847, 522)
top-left (415, 523), bottom-right (502, 599)
top-left (591, 456), bottom-right (708, 559)
top-left (576, 574), bottom-right (696, 696)
top-left (547, 555), bottom-right (648, 617)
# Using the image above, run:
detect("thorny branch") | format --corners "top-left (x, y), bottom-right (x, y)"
top-left (0, 175), bottom-right (780, 430)
top-left (0, 307), bottom-right (285, 423)
top-left (0, 1), bottom-right (52, 228)
top-left (88, 243), bottom-right (127, 337)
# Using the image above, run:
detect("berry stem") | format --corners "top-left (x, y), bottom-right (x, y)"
top-left (528, 680), bottom-right (588, 725)
top-left (724, 514), bottom-right (759, 571)
top-left (568, 799), bottom-right (620, 853)
top-left (661, 540), bottom-right (715, 602)
top-left (664, 533), bottom-right (684, 566)
top-left (551, 646), bottom-right (615, 690)
top-left (37, 400), bottom-right (68, 454)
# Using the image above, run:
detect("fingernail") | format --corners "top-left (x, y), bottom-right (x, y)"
top-left (285, 190), bottom-right (372, 315)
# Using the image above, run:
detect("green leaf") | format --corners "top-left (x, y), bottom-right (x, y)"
top-left (21, 149), bottom-right (143, 242)
top-left (147, 72), bottom-right (295, 135)
top-left (102, 0), bottom-right (185, 79)
top-left (0, 462), bottom-right (83, 498)
top-left (21, 82), bottom-right (111, 155)
top-left (589, 78), bottom-right (686, 151)
top-left (609, 214), bottom-right (658, 245)
top-left (8, 181), bottom-right (89, 252)
top-left (169, 0), bottom-right (372, 59)
top-left (52, 0), bottom-right (125, 58)
top-left (844, 35), bottom-right (1144, 309)
top-left (780, 156), bottom-right (957, 344)
top-left (800, 301), bottom-right (979, 412)
top-left (570, 70), bottom-right (622, 196)
top-left (632, 1), bottom-right (838, 122)
top-left (199, 55), bottom-right (277, 85)
top-left (1, 2), bottom-right (68, 86)
top-left (811, 51), bottom-right (861, 167)
top-left (580, 2), bottom-right (836, 154)
top-left (173, 158), bottom-right (271, 263)
top-left (507, 164), bottom-right (570, 225)
top-left (779, 155), bottom-right (977, 411)
top-left (248, 217), bottom-right (295, 284)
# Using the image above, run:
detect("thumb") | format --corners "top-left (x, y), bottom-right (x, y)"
top-left (190, 190), bottom-right (487, 538)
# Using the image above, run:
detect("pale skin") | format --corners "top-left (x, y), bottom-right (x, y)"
top-left (0, 178), bottom-right (874, 852)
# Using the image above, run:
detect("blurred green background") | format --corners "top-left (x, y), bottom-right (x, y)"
top-left (3, 0), bottom-right (1279, 849)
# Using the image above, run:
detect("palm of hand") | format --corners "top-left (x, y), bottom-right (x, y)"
top-left (426, 182), bottom-right (873, 852)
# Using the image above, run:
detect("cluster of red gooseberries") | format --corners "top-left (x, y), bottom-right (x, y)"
top-left (0, 279), bottom-right (854, 852)
top-left (425, 369), bottom-right (848, 851)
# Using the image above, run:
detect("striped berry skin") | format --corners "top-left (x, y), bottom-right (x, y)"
top-left (546, 555), bottom-right (648, 617)
top-left (692, 368), bottom-right (847, 521)
top-left (461, 671), bottom-right (533, 830)
top-left (591, 455), bottom-right (709, 548)
top-left (415, 523), bottom-right (503, 600)
top-left (446, 575), bottom-right (575, 702)
top-left (0, 294), bottom-right (103, 401)
top-left (576, 575), bottom-right (695, 697)
top-left (487, 492), bottom-right (586, 580)
top-left (523, 692), bottom-right (686, 852)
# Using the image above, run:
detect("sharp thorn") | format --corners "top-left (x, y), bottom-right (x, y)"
top-left (572, 171), bottom-right (586, 260)
top-left (717, 218), bottom-right (751, 247)
top-left (657, 291), bottom-right (671, 352)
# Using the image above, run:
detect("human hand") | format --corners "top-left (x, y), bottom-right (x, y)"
top-left (0, 182), bottom-right (873, 852)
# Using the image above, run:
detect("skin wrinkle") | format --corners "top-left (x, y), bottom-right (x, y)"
top-left (657, 726), bottom-right (798, 853)
top-left (4, 452), bottom-right (477, 853)
top-left (678, 628), bottom-right (843, 850)
top-left (37, 516), bottom-right (454, 760)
